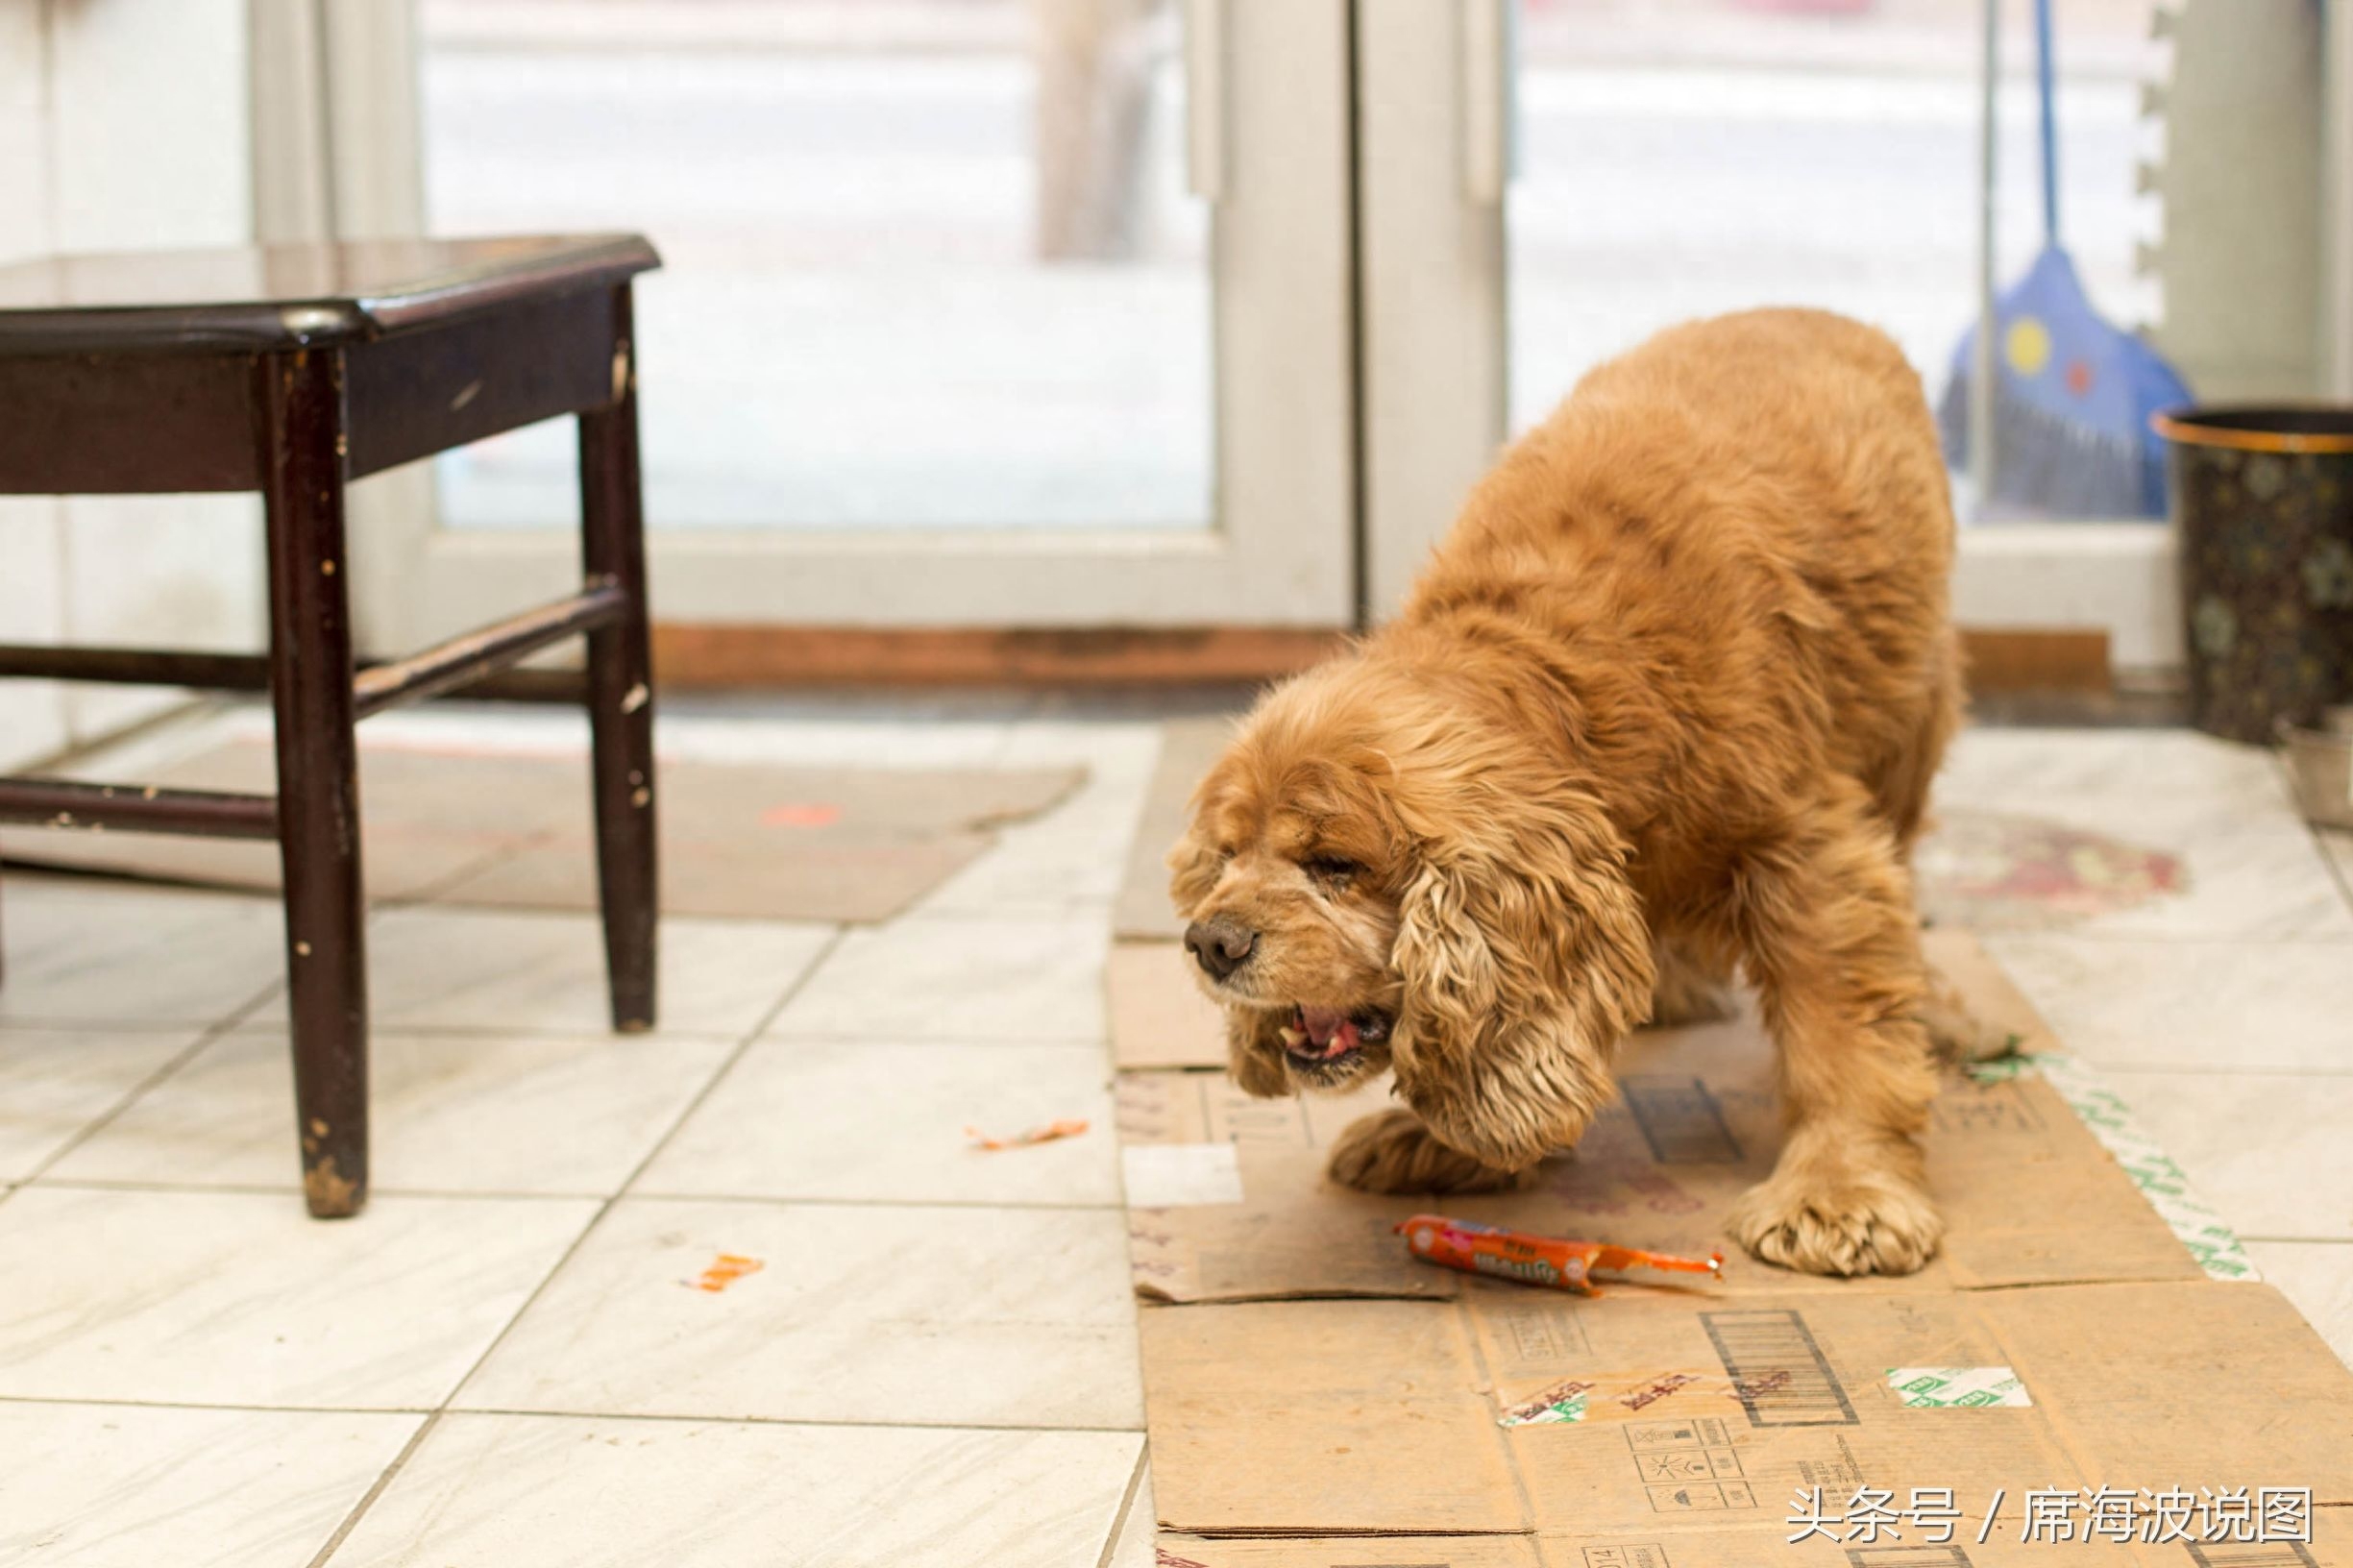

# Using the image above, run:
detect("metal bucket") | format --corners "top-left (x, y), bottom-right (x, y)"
top-left (2153, 406), bottom-right (2353, 743)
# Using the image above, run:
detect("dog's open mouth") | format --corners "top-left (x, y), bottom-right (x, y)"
top-left (1278, 1005), bottom-right (1392, 1066)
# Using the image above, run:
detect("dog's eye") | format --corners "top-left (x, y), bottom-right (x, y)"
top-left (1303, 855), bottom-right (1360, 884)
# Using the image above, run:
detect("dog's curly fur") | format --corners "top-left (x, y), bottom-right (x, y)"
top-left (1169, 308), bottom-right (1964, 1278)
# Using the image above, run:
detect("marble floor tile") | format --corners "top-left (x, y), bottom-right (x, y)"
top-left (993, 726), bottom-right (1163, 808)
top-left (0, 1187), bottom-right (596, 1409)
top-left (22, 701), bottom-right (246, 783)
top-left (1933, 729), bottom-right (2353, 942)
top-left (909, 726), bottom-right (1164, 918)
top-left (1938, 728), bottom-right (2305, 836)
top-left (325, 1413), bottom-right (1140, 1568)
top-left (2243, 1241), bottom-right (2353, 1372)
top-left (456, 1197), bottom-right (1143, 1429)
top-left (254, 907), bottom-right (835, 1039)
top-left (0, 1027), bottom-right (200, 1180)
top-left (0, 1401), bottom-right (419, 1568)
top-left (52, 1028), bottom-right (736, 1196)
top-left (2098, 1069), bottom-right (2353, 1240)
top-left (911, 796), bottom-right (1154, 917)
top-left (1106, 1456), bottom-right (1155, 1568)
top-left (767, 913), bottom-right (1109, 1043)
top-left (1979, 933), bottom-right (2353, 1073)
top-left (635, 1038), bottom-right (1119, 1206)
top-left (2074, 821), bottom-right (2353, 942)
top-left (0, 877), bottom-right (284, 1028)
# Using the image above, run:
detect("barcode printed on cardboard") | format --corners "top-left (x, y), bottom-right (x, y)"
top-left (1846, 1549), bottom-right (1975, 1568)
top-left (1703, 1309), bottom-right (1858, 1427)
top-left (2186, 1545), bottom-right (2320, 1568)
top-left (1620, 1075), bottom-right (1743, 1164)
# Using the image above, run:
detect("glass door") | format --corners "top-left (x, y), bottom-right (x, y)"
top-left (1358, 0), bottom-right (2338, 676)
top-left (307, 0), bottom-right (1357, 649)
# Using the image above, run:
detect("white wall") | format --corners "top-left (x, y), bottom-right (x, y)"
top-left (0, 0), bottom-right (260, 772)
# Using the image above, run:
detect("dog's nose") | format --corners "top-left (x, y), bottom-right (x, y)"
top-left (1184, 916), bottom-right (1258, 981)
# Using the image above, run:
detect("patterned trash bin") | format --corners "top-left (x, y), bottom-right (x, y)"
top-left (2153, 406), bottom-right (2353, 743)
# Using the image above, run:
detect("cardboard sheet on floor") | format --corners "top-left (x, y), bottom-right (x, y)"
top-left (1109, 941), bottom-right (1229, 1069)
top-left (1116, 930), bottom-right (2353, 1561)
top-left (0, 735), bottom-right (1082, 923)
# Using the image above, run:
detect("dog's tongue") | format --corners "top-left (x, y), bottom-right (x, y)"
top-left (1298, 1006), bottom-right (1360, 1059)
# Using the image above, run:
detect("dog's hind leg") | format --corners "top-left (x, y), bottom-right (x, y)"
top-left (1716, 779), bottom-right (1944, 1278)
top-left (1874, 633), bottom-right (2006, 1067)
top-left (1870, 625), bottom-right (1966, 863)
top-left (1920, 971), bottom-right (2022, 1067)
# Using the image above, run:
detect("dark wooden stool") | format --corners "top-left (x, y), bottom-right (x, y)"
top-left (0, 235), bottom-right (664, 1218)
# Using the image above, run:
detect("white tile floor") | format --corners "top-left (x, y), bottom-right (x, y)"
top-left (0, 711), bottom-right (2348, 1567)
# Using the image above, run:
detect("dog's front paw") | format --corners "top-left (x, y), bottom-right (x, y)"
top-left (1726, 1148), bottom-right (1942, 1278)
top-left (1326, 1108), bottom-right (1537, 1195)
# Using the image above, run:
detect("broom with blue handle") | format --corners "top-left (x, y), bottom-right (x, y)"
top-left (1938, 0), bottom-right (2192, 520)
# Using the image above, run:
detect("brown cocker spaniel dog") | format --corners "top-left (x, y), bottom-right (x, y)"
top-left (1170, 308), bottom-right (1967, 1278)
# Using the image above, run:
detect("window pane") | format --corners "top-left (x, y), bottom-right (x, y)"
top-left (417, 0), bottom-right (1213, 533)
top-left (1506, 0), bottom-right (2317, 522)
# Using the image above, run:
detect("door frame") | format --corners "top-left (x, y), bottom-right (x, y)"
top-left (257, 0), bottom-right (1360, 654)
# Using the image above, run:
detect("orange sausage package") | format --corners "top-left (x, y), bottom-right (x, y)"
top-left (1395, 1213), bottom-right (1723, 1295)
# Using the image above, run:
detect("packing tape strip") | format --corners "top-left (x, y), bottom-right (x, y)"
top-left (1500, 1376), bottom-right (1593, 1426)
top-left (1968, 1051), bottom-right (2258, 1282)
top-left (1887, 1365), bottom-right (2032, 1409)
top-left (1496, 1369), bottom-right (1750, 1428)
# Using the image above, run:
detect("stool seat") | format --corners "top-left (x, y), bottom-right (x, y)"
top-left (0, 234), bottom-right (660, 355)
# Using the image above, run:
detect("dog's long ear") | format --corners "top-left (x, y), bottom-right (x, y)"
top-left (1390, 791), bottom-right (1654, 1169)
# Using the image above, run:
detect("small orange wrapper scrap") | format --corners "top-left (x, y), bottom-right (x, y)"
top-left (966, 1118), bottom-right (1090, 1152)
top-left (1396, 1213), bottom-right (1722, 1295)
top-left (688, 1253), bottom-right (764, 1293)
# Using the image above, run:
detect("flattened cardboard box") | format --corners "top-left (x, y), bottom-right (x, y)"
top-left (1115, 933), bottom-right (2196, 1304)
top-left (1110, 941), bottom-right (1232, 1070)
top-left (1114, 932), bottom-right (2353, 1562)
top-left (1142, 1283), bottom-right (2353, 1537)
top-left (1150, 1517), bottom-right (2353, 1568)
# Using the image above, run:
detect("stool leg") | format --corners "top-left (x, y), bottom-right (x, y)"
top-left (579, 285), bottom-right (658, 1033)
top-left (259, 348), bottom-right (369, 1218)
